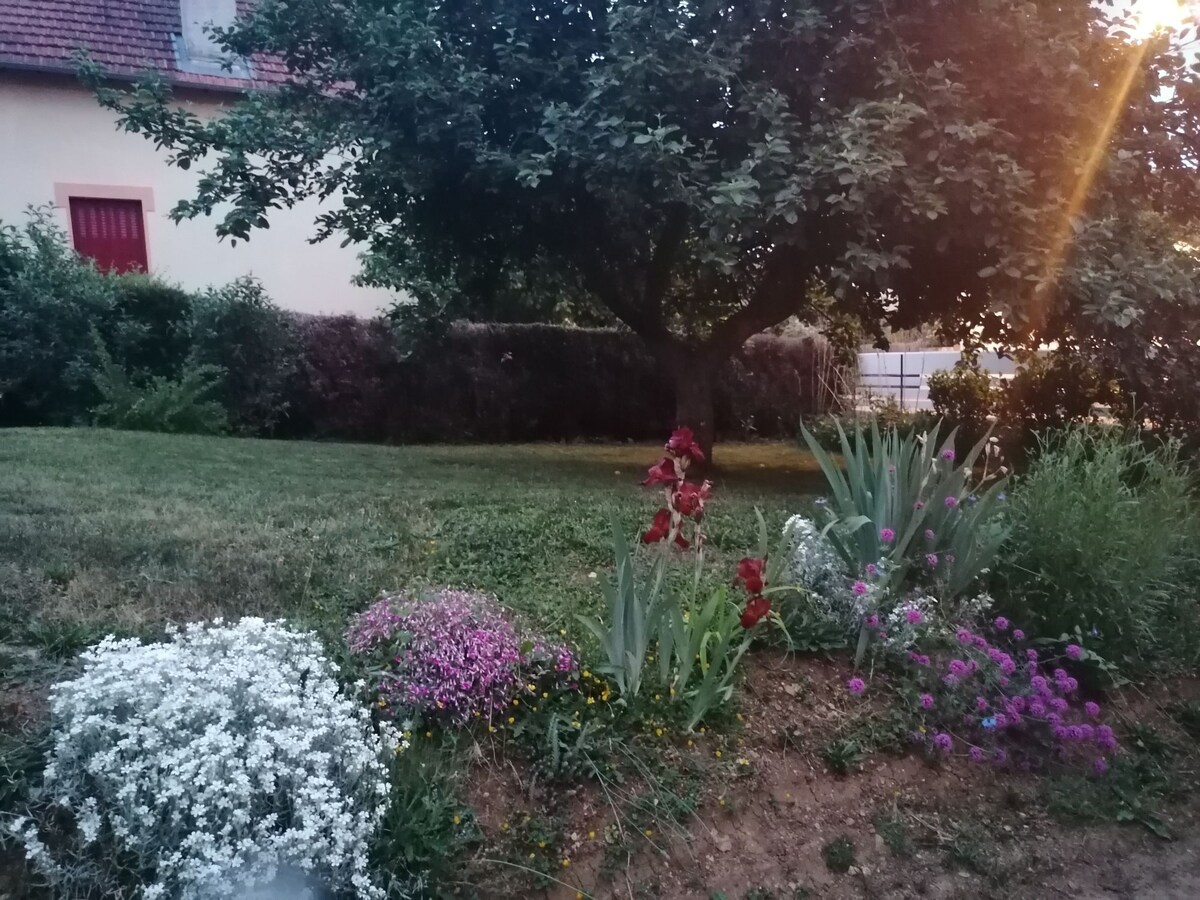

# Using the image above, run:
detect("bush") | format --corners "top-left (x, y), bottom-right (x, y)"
top-left (928, 351), bottom-right (1122, 461)
top-left (927, 359), bottom-right (998, 438)
top-left (13, 619), bottom-right (393, 899)
top-left (191, 277), bottom-right (298, 435)
top-left (1002, 353), bottom-right (1121, 432)
top-left (0, 209), bottom-right (117, 426)
top-left (91, 332), bottom-right (228, 435)
top-left (110, 274), bottom-right (195, 381)
top-left (997, 428), bottom-right (1200, 668)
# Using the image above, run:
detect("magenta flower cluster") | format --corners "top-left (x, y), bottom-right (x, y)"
top-left (346, 589), bottom-right (574, 726)
top-left (906, 621), bottom-right (1116, 774)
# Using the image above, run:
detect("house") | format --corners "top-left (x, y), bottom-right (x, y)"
top-left (0, 0), bottom-right (391, 316)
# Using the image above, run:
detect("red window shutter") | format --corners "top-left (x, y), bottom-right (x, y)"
top-left (69, 197), bottom-right (149, 274)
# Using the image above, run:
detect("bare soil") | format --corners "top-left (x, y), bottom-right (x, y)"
top-left (464, 652), bottom-right (1200, 900)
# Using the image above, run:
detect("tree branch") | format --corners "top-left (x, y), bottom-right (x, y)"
top-left (704, 249), bottom-right (810, 358)
top-left (644, 204), bottom-right (688, 314)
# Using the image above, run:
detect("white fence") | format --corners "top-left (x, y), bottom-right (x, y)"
top-left (855, 350), bottom-right (1018, 411)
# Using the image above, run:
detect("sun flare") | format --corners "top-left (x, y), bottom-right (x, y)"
top-left (1130, 0), bottom-right (1192, 38)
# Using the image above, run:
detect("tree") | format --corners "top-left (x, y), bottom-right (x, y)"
top-left (87, 0), bottom-right (1200, 455)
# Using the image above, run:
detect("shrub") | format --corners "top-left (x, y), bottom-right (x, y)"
top-left (0, 209), bottom-right (117, 426)
top-left (927, 359), bottom-right (998, 438)
top-left (110, 274), bottom-right (195, 380)
top-left (997, 427), bottom-right (1200, 667)
top-left (12, 619), bottom-right (393, 899)
top-left (91, 331), bottom-right (228, 435)
top-left (283, 314), bottom-right (396, 441)
top-left (1002, 352), bottom-right (1121, 431)
top-left (191, 277), bottom-right (298, 434)
top-left (347, 589), bottom-right (574, 726)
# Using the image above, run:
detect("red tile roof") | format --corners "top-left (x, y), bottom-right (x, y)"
top-left (0, 0), bottom-right (287, 91)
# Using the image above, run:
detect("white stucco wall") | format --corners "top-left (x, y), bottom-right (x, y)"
top-left (0, 72), bottom-right (393, 317)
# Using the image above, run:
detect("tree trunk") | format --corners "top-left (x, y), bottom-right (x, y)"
top-left (665, 349), bottom-right (717, 464)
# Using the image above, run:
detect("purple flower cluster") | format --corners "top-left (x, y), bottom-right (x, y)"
top-left (346, 589), bottom-right (574, 726)
top-left (907, 622), bottom-right (1115, 775)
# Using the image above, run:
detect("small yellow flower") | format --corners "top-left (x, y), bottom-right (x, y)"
top-left (507, 716), bottom-right (515, 725)
top-left (425, 731), bottom-right (432, 738)
top-left (718, 798), bottom-right (726, 807)
top-left (527, 683), bottom-right (536, 692)
top-left (500, 821), bottom-right (510, 832)
top-left (715, 750), bottom-right (722, 758)
top-left (571, 720), bottom-right (581, 729)
top-left (528, 852), bottom-right (535, 859)
top-left (512, 699), bottom-right (520, 707)
top-left (654, 694), bottom-right (661, 702)
top-left (543, 692), bottom-right (550, 699)
top-left (376, 699), bottom-right (385, 708)
top-left (532, 706), bottom-right (539, 712)
top-left (473, 710), bottom-right (481, 718)
top-left (488, 725), bottom-right (496, 733)
top-left (644, 828), bottom-right (653, 837)
top-left (601, 691), bottom-right (611, 702)
top-left (687, 739), bottom-right (694, 747)
top-left (736, 713), bottom-right (744, 722)
top-left (453, 815), bottom-right (461, 825)
top-left (538, 841), bottom-right (547, 848)
top-left (587, 697), bottom-right (595, 705)
top-left (918, 725), bottom-right (927, 734)
top-left (655, 728), bottom-right (663, 737)
top-left (588, 830), bottom-right (596, 840)
top-left (583, 670), bottom-right (591, 678)
top-left (560, 629), bottom-right (567, 636)
top-left (561, 858), bottom-right (570, 868)
top-left (576, 893), bottom-right (584, 900)
top-left (699, 727), bottom-right (706, 734)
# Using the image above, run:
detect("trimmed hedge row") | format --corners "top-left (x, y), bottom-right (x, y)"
top-left (281, 317), bottom-right (841, 443)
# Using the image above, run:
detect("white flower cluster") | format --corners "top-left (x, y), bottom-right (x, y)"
top-left (879, 593), bottom-right (940, 653)
top-left (13, 618), bottom-right (393, 900)
top-left (780, 514), bottom-right (853, 618)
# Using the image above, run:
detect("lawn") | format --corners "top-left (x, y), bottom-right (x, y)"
top-left (0, 428), bottom-right (823, 649)
top-left (6, 429), bottom-right (1200, 899)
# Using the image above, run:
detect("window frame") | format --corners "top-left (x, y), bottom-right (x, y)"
top-left (54, 183), bottom-right (155, 273)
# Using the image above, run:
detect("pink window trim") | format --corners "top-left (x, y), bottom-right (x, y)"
top-left (53, 183), bottom-right (156, 211)
top-left (54, 183), bottom-right (154, 272)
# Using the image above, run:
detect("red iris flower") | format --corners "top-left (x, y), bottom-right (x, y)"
top-left (736, 557), bottom-right (766, 595)
top-left (641, 508), bottom-right (671, 544)
top-left (665, 426), bottom-right (705, 463)
top-left (673, 480), bottom-right (712, 518)
top-left (740, 595), bottom-right (771, 628)
top-left (641, 457), bottom-right (678, 487)
top-left (641, 508), bottom-right (689, 548)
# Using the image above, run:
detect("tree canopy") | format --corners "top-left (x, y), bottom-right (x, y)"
top-left (89, 0), bottom-right (1200, 447)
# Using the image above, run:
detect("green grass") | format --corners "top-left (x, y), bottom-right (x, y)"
top-left (0, 428), bottom-right (821, 649)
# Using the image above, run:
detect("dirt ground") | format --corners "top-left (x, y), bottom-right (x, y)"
top-left (467, 653), bottom-right (1200, 900)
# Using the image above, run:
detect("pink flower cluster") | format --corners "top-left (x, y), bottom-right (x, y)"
top-left (346, 589), bottom-right (574, 726)
top-left (906, 621), bottom-right (1116, 774)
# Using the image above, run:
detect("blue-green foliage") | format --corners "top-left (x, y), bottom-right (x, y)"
top-left (800, 418), bottom-right (1008, 601)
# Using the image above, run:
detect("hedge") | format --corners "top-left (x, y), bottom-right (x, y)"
top-left (281, 318), bottom-right (843, 443)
